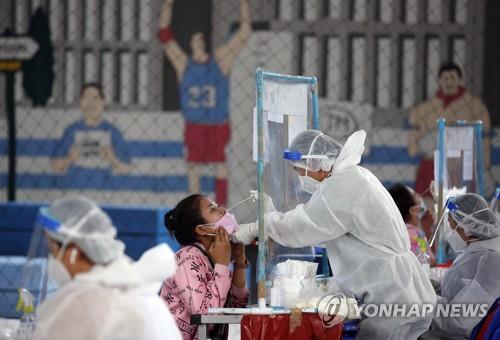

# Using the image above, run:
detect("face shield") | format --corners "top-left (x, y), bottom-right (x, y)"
top-left (284, 131), bottom-right (341, 171)
top-left (283, 136), bottom-right (340, 196)
top-left (17, 207), bottom-right (65, 317)
top-left (283, 150), bottom-right (329, 194)
top-left (448, 194), bottom-right (499, 240)
top-left (430, 199), bottom-right (466, 259)
top-left (18, 205), bottom-right (105, 316)
top-left (431, 196), bottom-right (499, 257)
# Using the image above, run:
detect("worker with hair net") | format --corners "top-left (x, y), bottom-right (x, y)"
top-left (233, 130), bottom-right (436, 339)
top-left (30, 196), bottom-right (181, 340)
top-left (424, 193), bottom-right (500, 339)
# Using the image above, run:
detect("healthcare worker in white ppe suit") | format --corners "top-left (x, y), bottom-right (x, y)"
top-left (234, 130), bottom-right (437, 339)
top-left (425, 193), bottom-right (500, 339)
top-left (32, 196), bottom-right (181, 340)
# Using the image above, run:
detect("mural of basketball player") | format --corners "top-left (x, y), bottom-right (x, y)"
top-left (158, 0), bottom-right (251, 205)
top-left (408, 62), bottom-right (491, 198)
top-left (51, 83), bottom-right (132, 174)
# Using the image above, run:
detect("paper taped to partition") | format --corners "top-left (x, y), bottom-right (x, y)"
top-left (263, 82), bottom-right (308, 117)
top-left (268, 111), bottom-right (284, 123)
top-left (446, 149), bottom-right (461, 158)
top-left (445, 126), bottom-right (474, 151)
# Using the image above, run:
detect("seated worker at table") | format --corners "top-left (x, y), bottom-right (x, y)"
top-left (33, 196), bottom-right (181, 340)
top-left (234, 130), bottom-right (436, 340)
top-left (389, 183), bottom-right (436, 265)
top-left (160, 195), bottom-right (249, 340)
top-left (425, 193), bottom-right (500, 339)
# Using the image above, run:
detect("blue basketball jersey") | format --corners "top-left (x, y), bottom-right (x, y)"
top-left (180, 58), bottom-right (229, 123)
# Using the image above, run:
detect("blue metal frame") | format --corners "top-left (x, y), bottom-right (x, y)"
top-left (255, 69), bottom-right (322, 301)
top-left (474, 122), bottom-right (484, 195)
top-left (436, 119), bottom-right (446, 264)
top-left (436, 118), bottom-right (484, 264)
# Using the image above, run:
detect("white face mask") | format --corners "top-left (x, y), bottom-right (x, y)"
top-left (441, 218), bottom-right (451, 239)
top-left (299, 175), bottom-right (320, 194)
top-left (447, 227), bottom-right (468, 253)
top-left (47, 254), bottom-right (72, 286)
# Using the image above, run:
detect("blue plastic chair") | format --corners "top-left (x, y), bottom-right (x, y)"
top-left (470, 298), bottom-right (500, 340)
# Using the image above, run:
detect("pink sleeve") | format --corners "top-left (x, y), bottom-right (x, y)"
top-left (174, 248), bottom-right (232, 314)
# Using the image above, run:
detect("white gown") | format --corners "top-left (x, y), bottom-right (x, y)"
top-left (431, 236), bottom-right (500, 338)
top-left (33, 244), bottom-right (182, 340)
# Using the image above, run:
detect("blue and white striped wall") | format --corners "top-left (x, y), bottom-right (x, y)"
top-left (0, 107), bottom-right (498, 207)
top-left (0, 108), bottom-right (217, 206)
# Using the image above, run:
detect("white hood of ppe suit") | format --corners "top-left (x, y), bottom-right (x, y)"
top-left (332, 129), bottom-right (366, 172)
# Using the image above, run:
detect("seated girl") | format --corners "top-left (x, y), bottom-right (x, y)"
top-left (389, 184), bottom-right (436, 264)
top-left (160, 194), bottom-right (249, 340)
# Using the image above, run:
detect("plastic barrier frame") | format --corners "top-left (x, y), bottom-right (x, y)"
top-left (254, 68), bottom-right (321, 304)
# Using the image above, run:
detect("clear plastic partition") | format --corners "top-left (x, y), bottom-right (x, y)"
top-left (254, 69), bottom-right (321, 305)
top-left (435, 119), bottom-right (484, 264)
top-left (18, 209), bottom-right (59, 317)
top-left (20, 225), bottom-right (49, 306)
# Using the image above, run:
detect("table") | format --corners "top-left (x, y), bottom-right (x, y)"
top-left (191, 314), bottom-right (243, 339)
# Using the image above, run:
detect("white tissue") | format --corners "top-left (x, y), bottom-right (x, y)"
top-left (272, 260), bottom-right (320, 309)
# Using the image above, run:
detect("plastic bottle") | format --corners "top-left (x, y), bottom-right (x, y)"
top-left (16, 289), bottom-right (36, 340)
top-left (417, 242), bottom-right (431, 278)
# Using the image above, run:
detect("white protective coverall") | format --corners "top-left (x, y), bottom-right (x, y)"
top-left (430, 236), bottom-right (500, 339)
top-left (260, 131), bottom-right (437, 339)
top-left (33, 244), bottom-right (181, 340)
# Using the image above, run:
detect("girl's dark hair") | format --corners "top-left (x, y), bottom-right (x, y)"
top-left (388, 184), bottom-right (416, 223)
top-left (164, 194), bottom-right (206, 246)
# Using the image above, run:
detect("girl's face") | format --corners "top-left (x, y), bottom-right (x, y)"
top-left (194, 197), bottom-right (226, 241)
top-left (199, 197), bottom-right (225, 224)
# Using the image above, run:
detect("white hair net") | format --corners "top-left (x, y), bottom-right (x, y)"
top-left (449, 193), bottom-right (499, 240)
top-left (288, 130), bottom-right (343, 172)
top-left (46, 196), bottom-right (125, 264)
